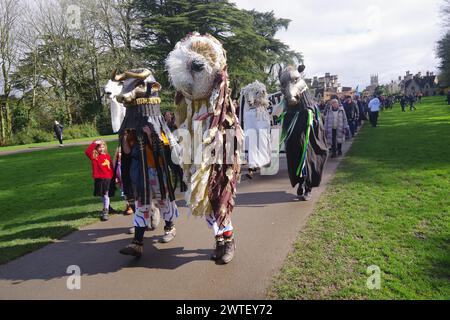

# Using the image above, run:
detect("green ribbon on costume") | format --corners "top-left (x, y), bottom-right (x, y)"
top-left (315, 107), bottom-right (321, 121)
top-left (279, 111), bottom-right (287, 146)
top-left (296, 109), bottom-right (314, 177)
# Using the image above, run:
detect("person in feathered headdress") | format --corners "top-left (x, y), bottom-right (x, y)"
top-left (166, 33), bottom-right (243, 264)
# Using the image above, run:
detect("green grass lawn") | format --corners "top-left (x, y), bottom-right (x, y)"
top-left (269, 96), bottom-right (450, 299)
top-left (0, 140), bottom-right (124, 265)
top-left (0, 135), bottom-right (117, 153)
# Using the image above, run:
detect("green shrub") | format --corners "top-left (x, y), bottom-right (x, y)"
top-left (95, 109), bottom-right (114, 136)
top-left (28, 129), bottom-right (53, 143)
top-left (12, 129), bottom-right (53, 145)
top-left (63, 124), bottom-right (99, 140)
top-left (13, 131), bottom-right (36, 145)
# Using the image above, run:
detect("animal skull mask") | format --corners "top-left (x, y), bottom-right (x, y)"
top-left (104, 79), bottom-right (126, 133)
top-left (279, 65), bottom-right (308, 107)
top-left (165, 33), bottom-right (227, 100)
top-left (111, 69), bottom-right (162, 104)
top-left (241, 81), bottom-right (269, 109)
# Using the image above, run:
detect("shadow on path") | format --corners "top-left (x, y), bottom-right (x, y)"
top-left (0, 227), bottom-right (211, 283)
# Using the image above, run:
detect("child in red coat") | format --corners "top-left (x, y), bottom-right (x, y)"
top-left (85, 140), bottom-right (114, 221)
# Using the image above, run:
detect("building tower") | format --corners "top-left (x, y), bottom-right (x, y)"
top-left (370, 74), bottom-right (379, 86)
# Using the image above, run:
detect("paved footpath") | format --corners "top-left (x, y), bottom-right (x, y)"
top-left (0, 140), bottom-right (353, 300)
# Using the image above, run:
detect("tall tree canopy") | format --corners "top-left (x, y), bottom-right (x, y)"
top-left (437, 0), bottom-right (450, 87)
top-left (0, 0), bottom-right (301, 145)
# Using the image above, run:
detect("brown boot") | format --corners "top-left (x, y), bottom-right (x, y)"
top-left (211, 236), bottom-right (225, 261)
top-left (220, 236), bottom-right (236, 264)
top-left (119, 240), bottom-right (143, 258)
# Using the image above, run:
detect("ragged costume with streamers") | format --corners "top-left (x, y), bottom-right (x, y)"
top-left (279, 65), bottom-right (328, 199)
top-left (109, 68), bottom-right (183, 257)
top-left (239, 81), bottom-right (272, 170)
top-left (166, 33), bottom-right (243, 237)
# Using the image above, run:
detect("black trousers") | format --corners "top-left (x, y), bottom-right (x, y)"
top-left (331, 129), bottom-right (342, 155)
top-left (56, 134), bottom-right (63, 144)
top-left (370, 112), bottom-right (379, 127)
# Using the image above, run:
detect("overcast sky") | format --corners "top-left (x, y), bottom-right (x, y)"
top-left (234, 0), bottom-right (445, 88)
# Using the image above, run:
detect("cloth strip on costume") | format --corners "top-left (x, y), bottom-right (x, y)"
top-left (133, 168), bottom-right (179, 228)
top-left (281, 91), bottom-right (328, 189)
top-left (206, 214), bottom-right (234, 236)
top-left (120, 105), bottom-right (182, 206)
top-left (177, 70), bottom-right (243, 234)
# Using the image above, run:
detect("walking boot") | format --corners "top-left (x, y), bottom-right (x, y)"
top-left (211, 236), bottom-right (225, 261)
top-left (100, 209), bottom-right (109, 222)
top-left (220, 235), bottom-right (236, 265)
top-left (119, 240), bottom-right (143, 258)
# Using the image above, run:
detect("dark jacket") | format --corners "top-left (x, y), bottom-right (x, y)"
top-left (53, 124), bottom-right (64, 137)
top-left (343, 101), bottom-right (359, 121)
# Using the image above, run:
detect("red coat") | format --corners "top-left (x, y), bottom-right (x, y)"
top-left (85, 142), bottom-right (114, 179)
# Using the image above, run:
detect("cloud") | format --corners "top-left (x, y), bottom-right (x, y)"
top-left (233, 0), bottom-right (445, 88)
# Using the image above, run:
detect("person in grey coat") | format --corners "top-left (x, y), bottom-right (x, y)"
top-left (325, 99), bottom-right (349, 158)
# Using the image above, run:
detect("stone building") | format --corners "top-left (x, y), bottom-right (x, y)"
top-left (305, 73), bottom-right (342, 100)
top-left (402, 71), bottom-right (439, 96)
top-left (363, 74), bottom-right (379, 96)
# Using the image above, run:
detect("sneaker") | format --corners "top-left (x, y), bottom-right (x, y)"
top-left (220, 237), bottom-right (236, 264)
top-left (211, 236), bottom-right (225, 261)
top-left (100, 209), bottom-right (109, 222)
top-left (150, 207), bottom-right (161, 230)
top-left (160, 227), bottom-right (176, 243)
top-left (119, 241), bottom-right (143, 258)
top-left (301, 190), bottom-right (312, 202)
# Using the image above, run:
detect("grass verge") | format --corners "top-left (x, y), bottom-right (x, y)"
top-left (0, 141), bottom-right (123, 265)
top-left (269, 96), bottom-right (450, 299)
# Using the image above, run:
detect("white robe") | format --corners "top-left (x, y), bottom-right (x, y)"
top-left (244, 107), bottom-right (271, 169)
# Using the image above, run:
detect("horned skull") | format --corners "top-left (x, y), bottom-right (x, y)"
top-left (111, 69), bottom-right (161, 104)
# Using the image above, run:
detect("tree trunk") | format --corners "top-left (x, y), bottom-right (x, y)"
top-left (0, 103), bottom-right (5, 144)
top-left (4, 98), bottom-right (12, 139)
